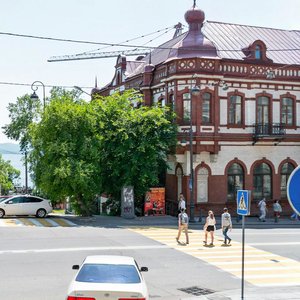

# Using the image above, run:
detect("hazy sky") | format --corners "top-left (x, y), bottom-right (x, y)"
top-left (1, 0), bottom-right (299, 143)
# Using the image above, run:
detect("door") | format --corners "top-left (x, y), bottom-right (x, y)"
top-left (197, 167), bottom-right (208, 203)
top-left (2, 197), bottom-right (24, 215)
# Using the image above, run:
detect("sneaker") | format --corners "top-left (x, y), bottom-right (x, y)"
top-left (209, 243), bottom-right (214, 246)
top-left (176, 237), bottom-right (179, 242)
top-left (228, 239), bottom-right (231, 245)
top-left (203, 241), bottom-right (207, 245)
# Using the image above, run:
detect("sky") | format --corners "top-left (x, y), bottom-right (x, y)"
top-left (0, 0), bottom-right (299, 144)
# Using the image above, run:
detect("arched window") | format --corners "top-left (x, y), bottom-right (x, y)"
top-left (255, 45), bottom-right (262, 59)
top-left (280, 163), bottom-right (295, 199)
top-left (158, 98), bottom-right (165, 107)
top-left (253, 163), bottom-right (272, 200)
top-left (227, 163), bottom-right (244, 201)
top-left (228, 95), bottom-right (242, 125)
top-left (202, 92), bottom-right (212, 124)
top-left (281, 97), bottom-right (294, 126)
top-left (183, 93), bottom-right (191, 122)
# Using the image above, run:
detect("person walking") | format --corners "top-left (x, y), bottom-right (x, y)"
top-left (221, 208), bottom-right (232, 245)
top-left (176, 208), bottom-right (189, 244)
top-left (258, 198), bottom-right (267, 222)
top-left (273, 200), bottom-right (282, 223)
top-left (178, 193), bottom-right (186, 213)
top-left (203, 210), bottom-right (216, 246)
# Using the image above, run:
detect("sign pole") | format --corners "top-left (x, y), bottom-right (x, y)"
top-left (241, 215), bottom-right (245, 300)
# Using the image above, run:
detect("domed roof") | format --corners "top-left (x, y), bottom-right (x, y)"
top-left (184, 5), bottom-right (205, 25)
top-left (167, 2), bottom-right (218, 60)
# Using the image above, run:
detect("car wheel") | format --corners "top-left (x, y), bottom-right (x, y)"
top-left (0, 209), bottom-right (5, 218)
top-left (36, 209), bottom-right (47, 218)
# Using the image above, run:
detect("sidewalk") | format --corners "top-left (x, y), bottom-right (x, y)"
top-left (61, 213), bottom-right (300, 229)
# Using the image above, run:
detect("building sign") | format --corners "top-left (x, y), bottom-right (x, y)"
top-left (144, 188), bottom-right (165, 216)
top-left (121, 186), bottom-right (135, 219)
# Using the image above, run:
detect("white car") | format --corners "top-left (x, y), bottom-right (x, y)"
top-left (0, 195), bottom-right (52, 218)
top-left (66, 255), bottom-right (149, 300)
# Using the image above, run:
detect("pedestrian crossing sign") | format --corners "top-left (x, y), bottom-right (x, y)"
top-left (237, 190), bottom-right (250, 216)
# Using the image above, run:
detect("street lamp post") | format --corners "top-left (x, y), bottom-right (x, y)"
top-left (30, 81), bottom-right (46, 109)
top-left (189, 85), bottom-right (200, 223)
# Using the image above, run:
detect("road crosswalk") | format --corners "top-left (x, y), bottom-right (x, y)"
top-left (129, 227), bottom-right (300, 287)
top-left (0, 217), bottom-right (77, 227)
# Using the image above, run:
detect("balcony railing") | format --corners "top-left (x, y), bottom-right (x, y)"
top-left (253, 123), bottom-right (286, 142)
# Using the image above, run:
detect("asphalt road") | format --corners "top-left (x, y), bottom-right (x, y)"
top-left (0, 216), bottom-right (299, 300)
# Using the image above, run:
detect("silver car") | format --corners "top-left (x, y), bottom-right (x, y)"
top-left (0, 195), bottom-right (52, 218)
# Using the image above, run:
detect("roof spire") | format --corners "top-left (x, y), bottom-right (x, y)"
top-left (193, 0), bottom-right (197, 8)
top-left (95, 76), bottom-right (98, 88)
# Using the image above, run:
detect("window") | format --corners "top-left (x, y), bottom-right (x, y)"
top-left (257, 96), bottom-right (270, 124)
top-left (158, 98), bottom-right (165, 107)
top-left (253, 163), bottom-right (272, 200)
top-left (281, 97), bottom-right (294, 126)
top-left (255, 45), bottom-right (262, 59)
top-left (169, 94), bottom-right (175, 111)
top-left (183, 93), bottom-right (191, 122)
top-left (280, 163), bottom-right (295, 199)
top-left (202, 92), bottom-right (212, 124)
top-left (228, 95), bottom-right (242, 125)
top-left (227, 163), bottom-right (244, 201)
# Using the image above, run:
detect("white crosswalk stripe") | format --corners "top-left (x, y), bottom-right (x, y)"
top-left (128, 227), bottom-right (300, 287)
top-left (0, 217), bottom-right (77, 227)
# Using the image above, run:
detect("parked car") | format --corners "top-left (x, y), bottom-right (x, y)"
top-left (0, 195), bottom-right (52, 218)
top-left (66, 255), bottom-right (149, 300)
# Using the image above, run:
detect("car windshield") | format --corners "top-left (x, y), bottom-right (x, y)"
top-left (76, 263), bottom-right (141, 284)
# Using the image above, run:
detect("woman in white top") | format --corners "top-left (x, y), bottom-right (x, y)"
top-left (203, 210), bottom-right (216, 246)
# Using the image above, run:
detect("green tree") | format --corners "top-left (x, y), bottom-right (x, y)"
top-left (29, 90), bottom-right (177, 216)
top-left (0, 155), bottom-right (20, 194)
top-left (29, 89), bottom-right (101, 216)
top-left (2, 94), bottom-right (42, 191)
top-left (92, 92), bottom-right (177, 214)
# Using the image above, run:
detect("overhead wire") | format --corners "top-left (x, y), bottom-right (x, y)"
top-left (0, 30), bottom-right (299, 53)
top-left (0, 81), bottom-right (93, 89)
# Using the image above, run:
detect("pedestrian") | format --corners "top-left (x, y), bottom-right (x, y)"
top-left (176, 208), bottom-right (189, 244)
top-left (203, 210), bottom-right (216, 246)
top-left (258, 198), bottom-right (267, 222)
top-left (273, 200), bottom-right (282, 223)
top-left (221, 208), bottom-right (232, 245)
top-left (178, 193), bottom-right (186, 213)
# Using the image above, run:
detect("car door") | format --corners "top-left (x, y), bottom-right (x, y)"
top-left (3, 197), bottom-right (23, 216)
top-left (25, 197), bottom-right (42, 215)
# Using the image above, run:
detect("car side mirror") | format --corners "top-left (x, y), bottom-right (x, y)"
top-left (140, 267), bottom-right (148, 272)
top-left (72, 265), bottom-right (80, 270)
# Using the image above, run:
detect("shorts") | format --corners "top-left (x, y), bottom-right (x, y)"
top-left (206, 225), bottom-right (215, 232)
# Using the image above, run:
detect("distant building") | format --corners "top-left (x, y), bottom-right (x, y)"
top-left (94, 2), bottom-right (300, 216)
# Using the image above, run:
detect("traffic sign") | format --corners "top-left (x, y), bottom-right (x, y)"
top-left (287, 166), bottom-right (300, 216)
top-left (237, 190), bottom-right (250, 216)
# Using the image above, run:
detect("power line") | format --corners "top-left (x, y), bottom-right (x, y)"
top-left (0, 81), bottom-right (93, 89)
top-left (1, 30), bottom-right (300, 53)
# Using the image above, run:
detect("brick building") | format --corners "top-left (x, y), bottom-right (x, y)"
top-left (95, 2), bottom-right (300, 217)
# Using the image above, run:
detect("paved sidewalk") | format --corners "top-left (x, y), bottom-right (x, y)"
top-left (62, 213), bottom-right (300, 229)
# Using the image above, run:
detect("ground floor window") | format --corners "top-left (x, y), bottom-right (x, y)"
top-left (280, 162), bottom-right (295, 199)
top-left (227, 163), bottom-right (244, 201)
top-left (253, 163), bottom-right (272, 200)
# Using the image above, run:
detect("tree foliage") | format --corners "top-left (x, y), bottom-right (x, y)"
top-left (2, 94), bottom-right (41, 153)
top-left (29, 90), bottom-right (177, 216)
top-left (0, 155), bottom-right (20, 194)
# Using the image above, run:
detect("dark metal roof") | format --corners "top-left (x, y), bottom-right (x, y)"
top-left (126, 22), bottom-right (300, 79)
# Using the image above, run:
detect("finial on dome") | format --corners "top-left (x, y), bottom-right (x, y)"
top-left (193, 0), bottom-right (197, 8)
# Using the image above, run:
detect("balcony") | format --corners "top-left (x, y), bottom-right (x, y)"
top-left (253, 123), bottom-right (286, 144)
